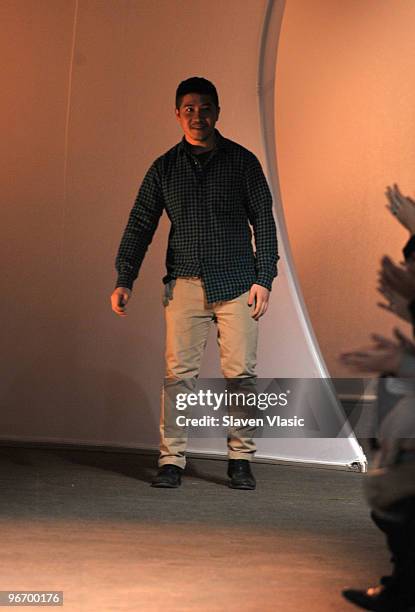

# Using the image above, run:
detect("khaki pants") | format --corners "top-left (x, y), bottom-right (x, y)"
top-left (159, 277), bottom-right (258, 468)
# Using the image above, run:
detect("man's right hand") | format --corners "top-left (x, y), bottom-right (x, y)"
top-left (111, 287), bottom-right (132, 317)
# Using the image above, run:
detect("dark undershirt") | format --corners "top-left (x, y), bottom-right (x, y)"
top-left (191, 148), bottom-right (214, 166)
top-left (195, 150), bottom-right (211, 161)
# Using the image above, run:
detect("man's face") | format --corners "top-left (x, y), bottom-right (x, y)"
top-left (175, 93), bottom-right (220, 145)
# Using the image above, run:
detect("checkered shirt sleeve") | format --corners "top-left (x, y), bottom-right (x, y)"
top-left (115, 162), bottom-right (164, 290)
top-left (244, 152), bottom-right (279, 290)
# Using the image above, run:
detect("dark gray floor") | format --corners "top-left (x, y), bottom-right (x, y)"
top-left (0, 446), bottom-right (387, 611)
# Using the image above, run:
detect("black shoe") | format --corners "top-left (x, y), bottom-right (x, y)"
top-left (227, 459), bottom-right (256, 490)
top-left (151, 464), bottom-right (183, 488)
top-left (342, 583), bottom-right (414, 611)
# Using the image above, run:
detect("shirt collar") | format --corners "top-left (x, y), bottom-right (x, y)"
top-left (178, 128), bottom-right (228, 155)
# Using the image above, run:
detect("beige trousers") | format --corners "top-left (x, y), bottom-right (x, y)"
top-left (159, 277), bottom-right (258, 468)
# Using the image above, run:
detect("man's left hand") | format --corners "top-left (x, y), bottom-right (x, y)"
top-left (248, 284), bottom-right (270, 320)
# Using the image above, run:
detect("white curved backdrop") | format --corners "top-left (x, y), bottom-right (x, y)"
top-left (0, 0), bottom-right (365, 470)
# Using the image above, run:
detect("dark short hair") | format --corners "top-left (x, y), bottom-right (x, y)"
top-left (175, 77), bottom-right (219, 110)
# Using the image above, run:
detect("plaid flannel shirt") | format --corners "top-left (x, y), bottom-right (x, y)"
top-left (115, 128), bottom-right (279, 303)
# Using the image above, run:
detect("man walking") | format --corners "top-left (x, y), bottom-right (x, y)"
top-left (111, 77), bottom-right (279, 489)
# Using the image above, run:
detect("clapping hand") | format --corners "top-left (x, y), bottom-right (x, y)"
top-left (339, 328), bottom-right (414, 374)
top-left (377, 264), bottom-right (412, 322)
top-left (378, 256), bottom-right (415, 301)
top-left (385, 183), bottom-right (415, 235)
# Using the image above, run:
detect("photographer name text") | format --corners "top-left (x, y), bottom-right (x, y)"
top-left (175, 415), bottom-right (304, 428)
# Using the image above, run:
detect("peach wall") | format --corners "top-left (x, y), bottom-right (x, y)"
top-left (276, 0), bottom-right (415, 376)
top-left (1, 0), bottom-right (76, 437)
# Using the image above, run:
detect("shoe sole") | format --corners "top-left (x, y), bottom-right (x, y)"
top-left (228, 482), bottom-right (256, 490)
top-left (151, 482), bottom-right (181, 488)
